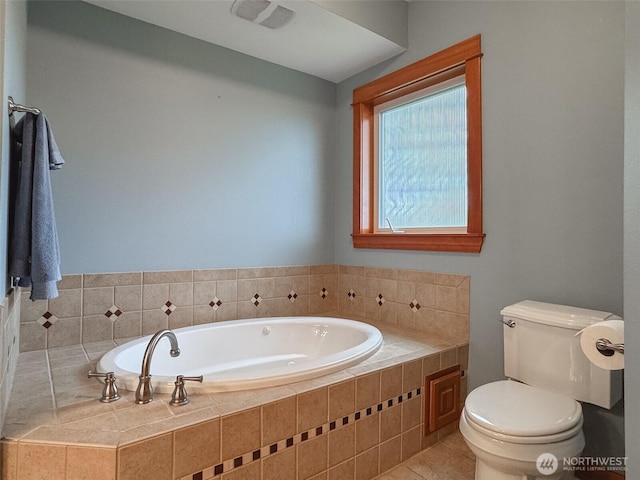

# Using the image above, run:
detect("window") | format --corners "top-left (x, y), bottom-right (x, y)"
top-left (375, 76), bottom-right (467, 233)
top-left (352, 35), bottom-right (484, 252)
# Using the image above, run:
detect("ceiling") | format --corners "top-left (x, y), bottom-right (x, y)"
top-left (83, 0), bottom-right (407, 83)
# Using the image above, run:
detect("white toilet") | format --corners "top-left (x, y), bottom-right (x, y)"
top-left (460, 300), bottom-right (623, 480)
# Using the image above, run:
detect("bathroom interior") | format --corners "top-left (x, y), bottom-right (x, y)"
top-left (0, 0), bottom-right (638, 479)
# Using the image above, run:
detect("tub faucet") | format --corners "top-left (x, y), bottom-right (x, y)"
top-left (135, 329), bottom-right (180, 404)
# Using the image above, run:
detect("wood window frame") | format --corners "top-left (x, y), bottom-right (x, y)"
top-left (352, 35), bottom-right (485, 253)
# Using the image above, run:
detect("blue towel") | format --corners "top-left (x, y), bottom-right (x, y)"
top-left (9, 112), bottom-right (64, 300)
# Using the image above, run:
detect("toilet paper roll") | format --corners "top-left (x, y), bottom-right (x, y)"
top-left (579, 319), bottom-right (625, 370)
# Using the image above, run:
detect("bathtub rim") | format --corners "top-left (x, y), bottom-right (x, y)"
top-left (97, 316), bottom-right (384, 393)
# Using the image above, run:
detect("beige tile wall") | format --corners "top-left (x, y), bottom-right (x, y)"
top-left (19, 264), bottom-right (470, 352)
top-left (0, 288), bottom-right (20, 433)
top-left (337, 266), bottom-right (469, 343)
top-left (147, 350), bottom-right (467, 480)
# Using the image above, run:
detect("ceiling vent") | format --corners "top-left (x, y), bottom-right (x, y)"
top-left (231, 0), bottom-right (295, 30)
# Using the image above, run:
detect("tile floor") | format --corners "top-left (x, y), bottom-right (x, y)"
top-left (375, 431), bottom-right (476, 480)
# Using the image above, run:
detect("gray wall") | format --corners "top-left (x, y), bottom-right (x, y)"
top-left (624, 1), bottom-right (640, 475)
top-left (26, 1), bottom-right (337, 274)
top-left (334, 0), bottom-right (625, 457)
top-left (1, 0), bottom-right (27, 295)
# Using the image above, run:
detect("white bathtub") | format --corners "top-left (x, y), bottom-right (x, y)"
top-left (97, 316), bottom-right (383, 393)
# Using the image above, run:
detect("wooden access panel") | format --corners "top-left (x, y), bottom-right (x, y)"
top-left (424, 364), bottom-right (461, 433)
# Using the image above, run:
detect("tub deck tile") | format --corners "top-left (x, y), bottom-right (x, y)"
top-left (20, 425), bottom-right (122, 448)
top-left (2, 326), bottom-right (464, 472)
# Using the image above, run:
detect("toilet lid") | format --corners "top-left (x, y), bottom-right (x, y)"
top-left (465, 380), bottom-right (582, 437)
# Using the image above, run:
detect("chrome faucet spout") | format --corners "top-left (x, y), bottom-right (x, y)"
top-left (135, 329), bottom-right (180, 404)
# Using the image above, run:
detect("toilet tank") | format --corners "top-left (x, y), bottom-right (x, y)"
top-left (501, 300), bottom-right (622, 409)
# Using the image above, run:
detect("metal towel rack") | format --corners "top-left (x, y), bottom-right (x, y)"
top-left (8, 96), bottom-right (41, 117)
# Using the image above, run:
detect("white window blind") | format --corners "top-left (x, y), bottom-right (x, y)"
top-left (377, 82), bottom-right (467, 230)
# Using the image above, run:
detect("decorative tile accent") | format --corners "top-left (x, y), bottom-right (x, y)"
top-left (377, 293), bottom-right (385, 307)
top-left (179, 387), bottom-right (423, 480)
top-left (348, 289), bottom-right (356, 300)
top-left (162, 301), bottom-right (176, 315)
top-left (37, 311), bottom-right (59, 329)
top-left (209, 297), bottom-right (222, 310)
top-left (252, 294), bottom-right (262, 306)
top-left (409, 299), bottom-right (421, 313)
top-left (288, 290), bottom-right (297, 303)
top-left (105, 305), bottom-right (123, 319)
top-left (320, 288), bottom-right (328, 299)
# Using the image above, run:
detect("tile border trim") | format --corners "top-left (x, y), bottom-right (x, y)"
top-left (180, 386), bottom-right (423, 480)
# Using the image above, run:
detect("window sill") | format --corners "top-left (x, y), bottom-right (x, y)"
top-left (352, 233), bottom-right (485, 253)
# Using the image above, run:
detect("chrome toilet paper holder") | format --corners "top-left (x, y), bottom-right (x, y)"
top-left (595, 338), bottom-right (624, 356)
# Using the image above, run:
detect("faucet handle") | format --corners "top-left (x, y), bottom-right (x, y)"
top-left (169, 375), bottom-right (203, 406)
top-left (88, 371), bottom-right (121, 403)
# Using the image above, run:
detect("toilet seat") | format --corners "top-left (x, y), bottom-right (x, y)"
top-left (463, 408), bottom-right (583, 444)
top-left (464, 380), bottom-right (582, 444)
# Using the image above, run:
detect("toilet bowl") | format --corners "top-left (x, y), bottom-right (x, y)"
top-left (460, 380), bottom-right (585, 480)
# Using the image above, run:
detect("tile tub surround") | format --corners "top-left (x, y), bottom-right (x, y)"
top-left (18, 265), bottom-right (470, 352)
top-left (0, 330), bottom-right (469, 480)
top-left (0, 288), bottom-right (20, 433)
